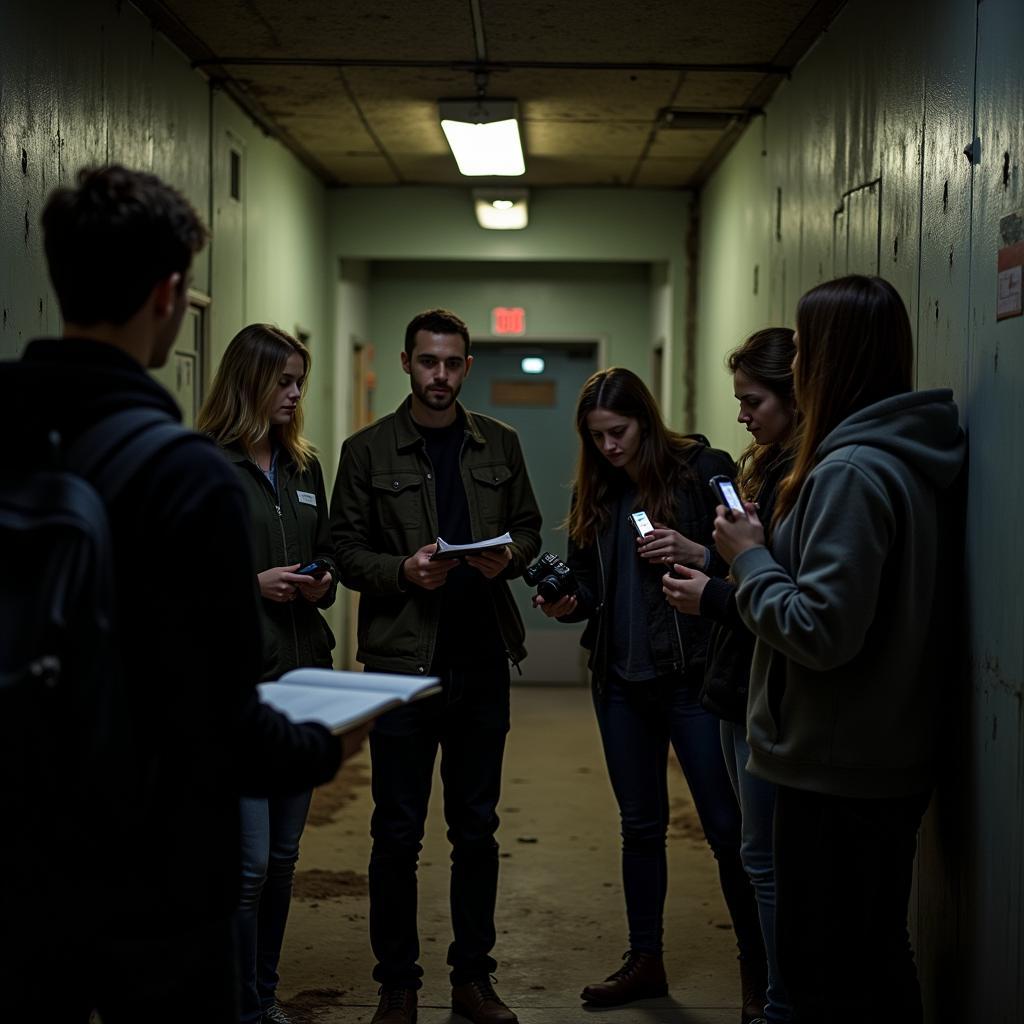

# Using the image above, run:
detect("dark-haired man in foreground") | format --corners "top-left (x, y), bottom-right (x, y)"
top-left (0, 166), bottom-right (348, 1021)
top-left (331, 309), bottom-right (542, 1024)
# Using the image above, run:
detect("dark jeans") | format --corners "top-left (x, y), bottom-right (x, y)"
top-left (593, 674), bottom-right (763, 962)
top-left (368, 663), bottom-right (511, 988)
top-left (773, 785), bottom-right (930, 1024)
top-left (237, 789), bottom-right (313, 1021)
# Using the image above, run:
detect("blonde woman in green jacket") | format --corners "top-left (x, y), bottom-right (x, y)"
top-left (199, 323), bottom-right (337, 1024)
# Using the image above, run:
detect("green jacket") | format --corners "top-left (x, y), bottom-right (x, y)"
top-left (225, 444), bottom-right (338, 680)
top-left (329, 399), bottom-right (543, 674)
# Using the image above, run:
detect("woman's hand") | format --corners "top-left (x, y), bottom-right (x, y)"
top-left (258, 564), bottom-right (305, 602)
top-left (637, 523), bottom-right (706, 569)
top-left (295, 571), bottom-right (333, 602)
top-left (712, 502), bottom-right (765, 564)
top-left (661, 564), bottom-right (709, 615)
top-left (532, 593), bottom-right (577, 618)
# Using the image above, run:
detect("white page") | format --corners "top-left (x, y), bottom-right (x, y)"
top-left (259, 683), bottom-right (400, 734)
top-left (430, 532), bottom-right (513, 560)
top-left (276, 668), bottom-right (440, 701)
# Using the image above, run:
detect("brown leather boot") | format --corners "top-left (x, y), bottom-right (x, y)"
top-left (739, 956), bottom-right (768, 1024)
top-left (451, 976), bottom-right (519, 1024)
top-left (580, 950), bottom-right (669, 1006)
top-left (370, 985), bottom-right (417, 1024)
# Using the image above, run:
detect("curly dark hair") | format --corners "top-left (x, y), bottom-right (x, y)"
top-left (41, 165), bottom-right (207, 326)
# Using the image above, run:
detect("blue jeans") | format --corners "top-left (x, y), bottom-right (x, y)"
top-left (237, 790), bottom-right (313, 1022)
top-left (593, 675), bottom-right (763, 961)
top-left (368, 664), bottom-right (511, 988)
top-left (721, 720), bottom-right (790, 1022)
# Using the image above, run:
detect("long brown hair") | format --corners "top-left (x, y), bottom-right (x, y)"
top-left (198, 323), bottom-right (317, 470)
top-left (775, 275), bottom-right (913, 522)
top-left (728, 328), bottom-right (799, 504)
top-left (566, 367), bottom-right (698, 546)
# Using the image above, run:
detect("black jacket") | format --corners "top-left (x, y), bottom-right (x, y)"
top-left (2, 338), bottom-right (342, 929)
top-left (225, 445), bottom-right (338, 679)
top-left (699, 455), bottom-right (792, 723)
top-left (558, 440), bottom-right (735, 691)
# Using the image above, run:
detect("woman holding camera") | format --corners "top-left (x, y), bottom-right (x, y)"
top-left (713, 277), bottom-right (964, 1023)
top-left (535, 367), bottom-right (765, 1020)
top-left (663, 328), bottom-right (799, 1024)
top-left (198, 324), bottom-right (337, 1024)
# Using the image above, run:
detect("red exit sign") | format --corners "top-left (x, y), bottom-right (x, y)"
top-left (492, 306), bottom-right (525, 335)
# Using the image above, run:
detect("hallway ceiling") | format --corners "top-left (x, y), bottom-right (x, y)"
top-left (135, 0), bottom-right (846, 189)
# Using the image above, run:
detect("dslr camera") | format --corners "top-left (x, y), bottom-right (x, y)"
top-left (523, 552), bottom-right (577, 603)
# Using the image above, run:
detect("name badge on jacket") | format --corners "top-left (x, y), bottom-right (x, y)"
top-left (296, 491), bottom-right (317, 506)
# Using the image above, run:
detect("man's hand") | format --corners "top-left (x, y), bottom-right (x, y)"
top-left (402, 543), bottom-right (457, 590)
top-left (465, 545), bottom-right (512, 579)
top-left (662, 564), bottom-right (709, 615)
top-left (532, 593), bottom-right (577, 618)
top-left (340, 721), bottom-right (373, 762)
top-left (294, 571), bottom-right (332, 603)
top-left (712, 502), bottom-right (765, 564)
top-left (258, 564), bottom-right (304, 602)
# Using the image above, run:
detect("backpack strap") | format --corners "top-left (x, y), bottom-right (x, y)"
top-left (67, 408), bottom-right (199, 504)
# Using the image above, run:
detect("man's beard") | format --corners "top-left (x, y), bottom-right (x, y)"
top-left (412, 378), bottom-right (460, 411)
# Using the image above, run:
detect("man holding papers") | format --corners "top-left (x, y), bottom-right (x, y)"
top-left (330, 308), bottom-right (542, 1024)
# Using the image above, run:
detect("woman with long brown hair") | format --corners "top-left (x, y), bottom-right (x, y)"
top-left (199, 324), bottom-right (338, 1024)
top-left (535, 367), bottom-right (766, 1020)
top-left (714, 277), bottom-right (965, 1023)
top-left (663, 328), bottom-right (799, 1024)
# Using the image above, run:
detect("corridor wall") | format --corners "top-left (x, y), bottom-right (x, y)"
top-left (0, 0), bottom-right (334, 452)
top-left (694, 0), bottom-right (1023, 1019)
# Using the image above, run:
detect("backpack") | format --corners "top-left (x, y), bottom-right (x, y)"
top-left (0, 407), bottom-right (193, 913)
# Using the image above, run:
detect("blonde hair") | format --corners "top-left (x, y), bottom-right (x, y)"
top-left (198, 323), bottom-right (316, 470)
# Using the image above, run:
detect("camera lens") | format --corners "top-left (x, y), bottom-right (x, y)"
top-left (537, 577), bottom-right (562, 603)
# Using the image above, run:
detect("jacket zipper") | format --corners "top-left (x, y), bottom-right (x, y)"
top-left (274, 498), bottom-right (300, 667)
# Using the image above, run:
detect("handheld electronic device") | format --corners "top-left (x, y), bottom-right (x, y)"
top-left (708, 475), bottom-right (746, 520)
top-left (629, 510), bottom-right (655, 539)
top-left (295, 558), bottom-right (330, 578)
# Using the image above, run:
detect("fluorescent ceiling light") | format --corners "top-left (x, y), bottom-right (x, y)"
top-left (439, 99), bottom-right (526, 177)
top-left (473, 189), bottom-right (529, 230)
top-left (521, 357), bottom-right (545, 374)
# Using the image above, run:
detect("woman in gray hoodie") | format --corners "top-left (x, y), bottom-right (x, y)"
top-left (713, 276), bottom-right (965, 1024)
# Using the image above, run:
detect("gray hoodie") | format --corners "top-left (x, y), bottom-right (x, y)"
top-left (731, 388), bottom-right (965, 798)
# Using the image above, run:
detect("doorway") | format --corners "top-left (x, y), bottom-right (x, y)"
top-left (460, 340), bottom-right (598, 685)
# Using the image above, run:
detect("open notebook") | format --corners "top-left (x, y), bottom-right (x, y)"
top-left (429, 531), bottom-right (513, 561)
top-left (259, 669), bottom-right (441, 735)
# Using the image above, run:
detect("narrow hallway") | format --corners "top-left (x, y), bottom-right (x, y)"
top-left (280, 686), bottom-right (741, 1023)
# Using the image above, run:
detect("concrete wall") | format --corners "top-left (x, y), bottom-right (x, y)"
top-left (365, 260), bottom-right (651, 416)
top-left (328, 187), bottom-right (693, 429)
top-left (0, 0), bottom-right (333, 450)
top-left (694, 0), bottom-right (1024, 1018)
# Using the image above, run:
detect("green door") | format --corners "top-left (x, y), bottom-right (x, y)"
top-left (460, 342), bottom-right (596, 685)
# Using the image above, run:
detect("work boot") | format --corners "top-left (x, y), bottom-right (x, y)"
top-left (739, 956), bottom-right (768, 1024)
top-left (580, 950), bottom-right (668, 1006)
top-left (370, 985), bottom-right (417, 1024)
top-left (451, 976), bottom-right (519, 1023)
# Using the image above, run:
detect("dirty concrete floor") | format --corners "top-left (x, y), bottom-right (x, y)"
top-left (278, 685), bottom-right (744, 1024)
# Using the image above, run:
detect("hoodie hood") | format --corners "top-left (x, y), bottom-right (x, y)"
top-left (4, 337), bottom-right (181, 460)
top-left (817, 388), bottom-right (964, 491)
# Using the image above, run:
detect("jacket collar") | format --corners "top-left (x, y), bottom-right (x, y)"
top-left (393, 396), bottom-right (486, 451)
